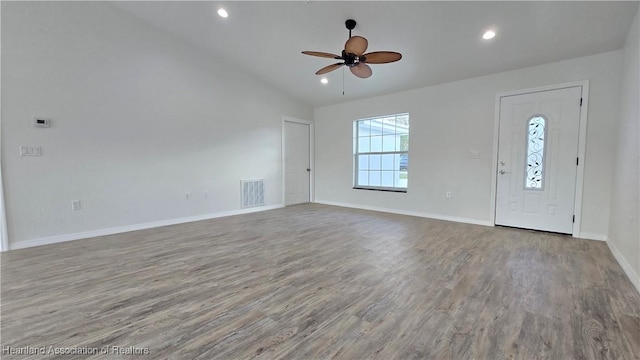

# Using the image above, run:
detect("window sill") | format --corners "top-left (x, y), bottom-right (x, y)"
top-left (353, 187), bottom-right (407, 193)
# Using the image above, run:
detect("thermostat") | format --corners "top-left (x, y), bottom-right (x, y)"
top-left (33, 117), bottom-right (51, 127)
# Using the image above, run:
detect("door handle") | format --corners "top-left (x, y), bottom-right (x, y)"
top-left (499, 170), bottom-right (510, 175)
top-left (306, 168), bottom-right (311, 172)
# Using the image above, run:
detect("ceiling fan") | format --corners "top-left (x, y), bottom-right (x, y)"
top-left (302, 19), bottom-right (402, 79)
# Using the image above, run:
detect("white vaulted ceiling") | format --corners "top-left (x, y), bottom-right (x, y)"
top-left (113, 1), bottom-right (639, 108)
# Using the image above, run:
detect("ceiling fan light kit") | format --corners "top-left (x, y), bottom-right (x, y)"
top-left (302, 19), bottom-right (402, 79)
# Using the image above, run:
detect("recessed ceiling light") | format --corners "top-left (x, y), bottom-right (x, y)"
top-left (483, 30), bottom-right (496, 40)
top-left (217, 8), bottom-right (228, 18)
top-left (320, 78), bottom-right (328, 85)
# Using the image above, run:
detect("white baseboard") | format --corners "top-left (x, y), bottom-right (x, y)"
top-left (10, 204), bottom-right (284, 251)
top-left (606, 240), bottom-right (640, 294)
top-left (314, 199), bottom-right (493, 227)
top-left (578, 232), bottom-right (608, 241)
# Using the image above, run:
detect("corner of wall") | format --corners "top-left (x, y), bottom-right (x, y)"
top-left (607, 240), bottom-right (640, 293)
top-left (606, 6), bottom-right (640, 293)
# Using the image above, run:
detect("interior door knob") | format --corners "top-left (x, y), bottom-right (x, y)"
top-left (499, 170), bottom-right (508, 175)
top-left (306, 168), bottom-right (311, 172)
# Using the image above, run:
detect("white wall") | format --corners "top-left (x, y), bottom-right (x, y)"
top-left (608, 9), bottom-right (640, 291)
top-left (314, 50), bottom-right (623, 238)
top-left (1, 2), bottom-right (312, 247)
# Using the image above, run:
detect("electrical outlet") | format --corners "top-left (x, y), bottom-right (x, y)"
top-left (71, 200), bottom-right (81, 211)
top-left (446, 191), bottom-right (452, 199)
top-left (33, 117), bottom-right (51, 127)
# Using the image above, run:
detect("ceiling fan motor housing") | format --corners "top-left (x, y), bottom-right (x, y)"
top-left (341, 50), bottom-right (363, 67)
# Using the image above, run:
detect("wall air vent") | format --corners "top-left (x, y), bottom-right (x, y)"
top-left (241, 179), bottom-right (265, 208)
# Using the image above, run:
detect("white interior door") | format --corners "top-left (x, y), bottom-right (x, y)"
top-left (496, 86), bottom-right (582, 234)
top-left (284, 121), bottom-right (310, 205)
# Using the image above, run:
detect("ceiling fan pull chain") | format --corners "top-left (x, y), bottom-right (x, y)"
top-left (342, 66), bottom-right (345, 95)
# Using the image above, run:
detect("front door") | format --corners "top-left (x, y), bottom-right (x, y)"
top-left (495, 86), bottom-right (582, 234)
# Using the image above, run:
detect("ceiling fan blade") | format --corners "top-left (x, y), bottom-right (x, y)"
top-left (350, 63), bottom-right (372, 78)
top-left (316, 62), bottom-right (344, 75)
top-left (302, 51), bottom-right (343, 60)
top-left (345, 36), bottom-right (368, 56)
top-left (363, 51), bottom-right (403, 64)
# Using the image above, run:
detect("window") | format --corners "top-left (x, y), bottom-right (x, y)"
top-left (354, 113), bottom-right (409, 191)
top-left (525, 115), bottom-right (546, 190)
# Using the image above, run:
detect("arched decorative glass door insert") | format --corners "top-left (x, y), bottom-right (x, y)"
top-left (525, 115), bottom-right (547, 189)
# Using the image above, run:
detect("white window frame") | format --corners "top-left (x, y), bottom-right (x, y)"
top-left (353, 113), bottom-right (409, 192)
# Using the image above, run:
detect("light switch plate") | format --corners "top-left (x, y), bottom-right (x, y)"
top-left (468, 150), bottom-right (480, 159)
top-left (19, 146), bottom-right (42, 156)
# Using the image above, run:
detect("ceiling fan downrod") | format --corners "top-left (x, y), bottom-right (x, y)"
top-left (345, 19), bottom-right (357, 38)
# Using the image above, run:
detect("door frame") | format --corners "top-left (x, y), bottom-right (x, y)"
top-left (282, 117), bottom-right (314, 206)
top-left (490, 80), bottom-right (590, 237)
top-left (0, 109), bottom-right (7, 251)
top-left (1, 160), bottom-right (7, 252)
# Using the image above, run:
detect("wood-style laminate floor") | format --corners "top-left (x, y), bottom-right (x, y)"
top-left (1, 204), bottom-right (639, 359)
